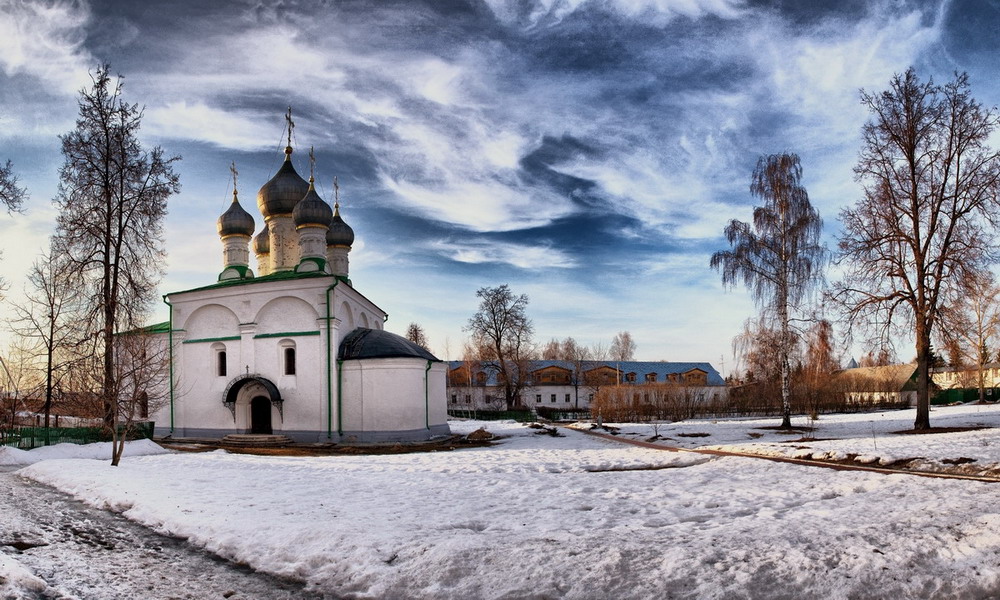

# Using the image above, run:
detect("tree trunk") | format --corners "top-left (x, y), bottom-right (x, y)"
top-left (914, 322), bottom-right (931, 430)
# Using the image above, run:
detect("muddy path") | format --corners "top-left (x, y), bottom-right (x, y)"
top-left (0, 467), bottom-right (333, 600)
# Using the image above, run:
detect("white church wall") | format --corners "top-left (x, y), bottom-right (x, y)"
top-left (339, 358), bottom-right (448, 442)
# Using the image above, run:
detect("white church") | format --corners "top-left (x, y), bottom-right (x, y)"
top-left (150, 123), bottom-right (450, 443)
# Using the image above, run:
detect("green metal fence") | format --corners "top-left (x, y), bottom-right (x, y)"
top-left (0, 423), bottom-right (155, 450)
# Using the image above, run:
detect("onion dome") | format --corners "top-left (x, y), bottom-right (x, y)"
top-left (293, 178), bottom-right (333, 228)
top-left (217, 189), bottom-right (255, 237)
top-left (257, 147), bottom-right (310, 217)
top-left (253, 223), bottom-right (270, 254)
top-left (327, 202), bottom-right (355, 247)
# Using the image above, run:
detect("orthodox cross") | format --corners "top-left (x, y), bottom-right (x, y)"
top-left (230, 161), bottom-right (239, 200)
top-left (285, 106), bottom-right (295, 147)
top-left (333, 176), bottom-right (340, 209)
top-left (309, 146), bottom-right (316, 181)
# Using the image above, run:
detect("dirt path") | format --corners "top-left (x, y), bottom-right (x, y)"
top-left (574, 427), bottom-right (1000, 483)
top-left (0, 467), bottom-right (334, 600)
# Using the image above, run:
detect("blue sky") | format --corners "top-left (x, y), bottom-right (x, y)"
top-left (0, 0), bottom-right (998, 372)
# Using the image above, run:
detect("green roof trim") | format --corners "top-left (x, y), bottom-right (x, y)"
top-left (183, 335), bottom-right (241, 344)
top-left (169, 269), bottom-right (333, 296)
top-left (253, 330), bottom-right (321, 339)
top-left (117, 321), bottom-right (171, 336)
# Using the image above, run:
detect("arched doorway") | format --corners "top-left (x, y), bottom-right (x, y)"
top-left (250, 396), bottom-right (272, 434)
top-left (223, 374), bottom-right (283, 434)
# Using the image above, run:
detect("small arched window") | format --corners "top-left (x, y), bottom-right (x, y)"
top-left (284, 347), bottom-right (296, 375)
top-left (279, 340), bottom-right (296, 376)
top-left (212, 343), bottom-right (227, 377)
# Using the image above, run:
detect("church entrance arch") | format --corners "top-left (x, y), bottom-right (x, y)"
top-left (223, 374), bottom-right (283, 433)
top-left (250, 396), bottom-right (273, 434)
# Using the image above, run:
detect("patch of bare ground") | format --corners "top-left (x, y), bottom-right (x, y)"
top-left (755, 426), bottom-right (814, 434)
top-left (676, 432), bottom-right (711, 438)
top-left (158, 434), bottom-right (491, 457)
top-left (890, 426), bottom-right (991, 435)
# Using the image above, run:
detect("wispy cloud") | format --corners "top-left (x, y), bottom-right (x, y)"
top-left (430, 239), bottom-right (578, 269)
top-left (0, 0), bottom-right (93, 93)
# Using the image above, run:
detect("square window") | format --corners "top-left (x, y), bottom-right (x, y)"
top-left (535, 394), bottom-right (542, 403)
top-left (550, 394), bottom-right (557, 403)
top-left (565, 394), bottom-right (571, 403)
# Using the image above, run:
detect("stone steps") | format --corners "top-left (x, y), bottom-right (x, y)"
top-left (221, 434), bottom-right (293, 448)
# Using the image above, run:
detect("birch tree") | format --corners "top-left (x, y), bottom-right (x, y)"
top-left (836, 69), bottom-right (1000, 429)
top-left (711, 153), bottom-right (824, 428)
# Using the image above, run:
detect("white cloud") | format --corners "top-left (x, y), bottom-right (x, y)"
top-left (0, 0), bottom-right (93, 94)
top-left (429, 239), bottom-right (577, 269)
top-left (483, 0), bottom-right (744, 27)
top-left (144, 102), bottom-right (277, 151)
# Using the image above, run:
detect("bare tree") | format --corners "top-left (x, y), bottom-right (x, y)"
top-left (0, 159), bottom-right (27, 297)
top-left (711, 153), bottom-right (824, 428)
top-left (0, 159), bottom-right (27, 213)
top-left (541, 338), bottom-right (561, 360)
top-left (0, 340), bottom-right (40, 430)
top-left (9, 250), bottom-right (88, 427)
top-left (589, 341), bottom-right (609, 361)
top-left (610, 331), bottom-right (636, 362)
top-left (802, 319), bottom-right (839, 416)
top-left (465, 284), bottom-right (534, 410)
top-left (836, 69), bottom-right (1000, 429)
top-left (51, 65), bottom-right (180, 451)
top-left (937, 272), bottom-right (1000, 403)
top-left (405, 322), bottom-right (430, 351)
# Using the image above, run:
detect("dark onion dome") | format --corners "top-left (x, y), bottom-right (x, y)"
top-left (327, 203), bottom-right (355, 247)
top-left (253, 223), bottom-right (270, 254)
top-left (217, 190), bottom-right (255, 237)
top-left (257, 146), bottom-right (309, 218)
top-left (338, 327), bottom-right (440, 361)
top-left (293, 179), bottom-right (333, 228)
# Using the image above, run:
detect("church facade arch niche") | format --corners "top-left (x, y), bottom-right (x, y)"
top-left (182, 303), bottom-right (240, 339)
top-left (223, 374), bottom-right (283, 434)
top-left (340, 300), bottom-right (355, 332)
top-left (360, 312), bottom-right (370, 328)
top-left (253, 295), bottom-right (319, 336)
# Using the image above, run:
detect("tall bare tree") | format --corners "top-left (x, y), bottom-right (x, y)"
top-left (52, 65), bottom-right (180, 450)
top-left (405, 322), bottom-right (430, 351)
top-left (836, 69), bottom-right (1000, 429)
top-left (465, 284), bottom-right (534, 410)
top-left (609, 331), bottom-right (636, 362)
top-left (9, 249), bottom-right (88, 427)
top-left (937, 272), bottom-right (1000, 403)
top-left (711, 153), bottom-right (824, 428)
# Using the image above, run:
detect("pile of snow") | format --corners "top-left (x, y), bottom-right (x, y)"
top-left (0, 552), bottom-right (46, 599)
top-left (17, 418), bottom-right (1000, 599)
top-left (0, 439), bottom-right (170, 466)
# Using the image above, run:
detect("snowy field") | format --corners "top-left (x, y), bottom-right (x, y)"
top-left (590, 403), bottom-right (1000, 476)
top-left (3, 407), bottom-right (1000, 599)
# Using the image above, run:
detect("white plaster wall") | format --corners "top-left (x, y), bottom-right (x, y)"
top-left (340, 358), bottom-right (441, 433)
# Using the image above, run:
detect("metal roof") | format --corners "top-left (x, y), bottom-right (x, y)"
top-left (339, 328), bottom-right (440, 361)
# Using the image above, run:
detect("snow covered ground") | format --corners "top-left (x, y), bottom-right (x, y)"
top-left (4, 407), bottom-right (1000, 599)
top-left (586, 403), bottom-right (1000, 476)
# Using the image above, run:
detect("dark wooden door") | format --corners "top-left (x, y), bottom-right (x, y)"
top-left (250, 396), bottom-right (272, 434)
